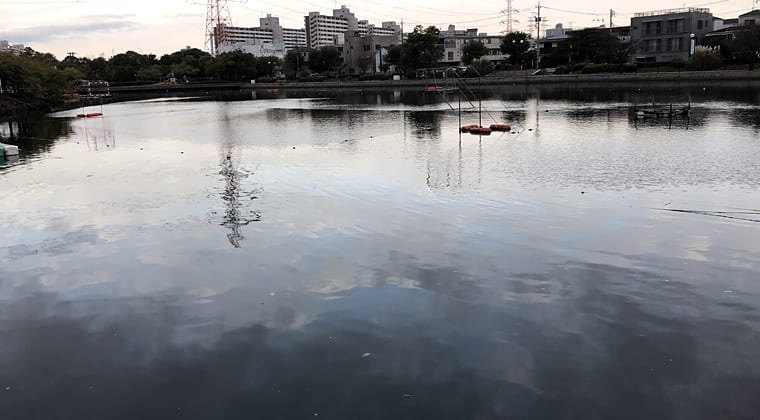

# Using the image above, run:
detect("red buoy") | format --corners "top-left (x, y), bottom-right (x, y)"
top-left (489, 124), bottom-right (511, 131)
top-left (469, 127), bottom-right (492, 135)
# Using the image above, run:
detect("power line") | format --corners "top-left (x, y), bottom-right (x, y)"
top-left (541, 5), bottom-right (603, 17)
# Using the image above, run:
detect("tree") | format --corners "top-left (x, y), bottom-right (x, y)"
top-left (462, 40), bottom-right (488, 65)
top-left (212, 50), bottom-right (258, 81)
top-left (282, 51), bottom-right (301, 79)
top-left (730, 26), bottom-right (760, 71)
top-left (0, 51), bottom-right (80, 101)
top-left (256, 56), bottom-right (281, 77)
top-left (611, 40), bottom-right (635, 72)
top-left (569, 28), bottom-right (620, 64)
top-left (107, 51), bottom-right (152, 83)
top-left (384, 45), bottom-right (402, 71)
top-left (307, 46), bottom-right (341, 73)
top-left (357, 54), bottom-right (373, 73)
top-left (400, 25), bottom-right (444, 76)
top-left (501, 32), bottom-right (530, 65)
top-left (88, 57), bottom-right (108, 80)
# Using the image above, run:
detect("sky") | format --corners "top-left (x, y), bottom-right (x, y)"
top-left (2, 0), bottom-right (758, 59)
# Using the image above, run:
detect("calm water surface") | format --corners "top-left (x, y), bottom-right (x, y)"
top-left (1, 85), bottom-right (760, 419)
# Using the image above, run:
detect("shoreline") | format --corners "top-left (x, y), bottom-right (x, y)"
top-left (103, 69), bottom-right (760, 94)
top-left (2, 69), bottom-right (759, 118)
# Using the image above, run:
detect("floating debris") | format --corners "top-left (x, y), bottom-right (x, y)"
top-left (402, 394), bottom-right (412, 398)
top-left (361, 352), bottom-right (371, 358)
top-left (658, 208), bottom-right (760, 223)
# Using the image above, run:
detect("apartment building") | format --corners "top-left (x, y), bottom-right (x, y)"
top-left (305, 12), bottom-right (349, 49)
top-left (738, 9), bottom-right (760, 26)
top-left (439, 25), bottom-right (508, 66)
top-left (305, 6), bottom-right (401, 49)
top-left (216, 14), bottom-right (306, 55)
top-left (217, 39), bottom-right (287, 59)
top-left (343, 31), bottom-right (400, 74)
top-left (630, 7), bottom-right (714, 62)
top-left (0, 40), bottom-right (26, 55)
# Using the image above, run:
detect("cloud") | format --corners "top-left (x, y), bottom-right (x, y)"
top-left (6, 18), bottom-right (138, 44)
top-left (161, 12), bottom-right (199, 19)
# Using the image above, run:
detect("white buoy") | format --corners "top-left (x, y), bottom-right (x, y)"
top-left (0, 143), bottom-right (19, 156)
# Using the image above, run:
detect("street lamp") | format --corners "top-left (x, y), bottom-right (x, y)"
top-left (512, 39), bottom-right (524, 69)
top-left (689, 33), bottom-right (696, 56)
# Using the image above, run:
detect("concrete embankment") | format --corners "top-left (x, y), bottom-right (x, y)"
top-left (256, 69), bottom-right (760, 90)
top-left (104, 70), bottom-right (760, 96)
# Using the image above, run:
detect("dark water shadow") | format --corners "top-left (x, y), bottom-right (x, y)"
top-left (0, 117), bottom-right (73, 161)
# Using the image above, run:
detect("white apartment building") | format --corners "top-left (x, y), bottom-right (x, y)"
top-left (545, 23), bottom-right (572, 39)
top-left (0, 40), bottom-right (26, 55)
top-left (217, 39), bottom-right (287, 59)
top-left (305, 6), bottom-right (401, 49)
top-left (216, 14), bottom-right (306, 54)
top-left (305, 11), bottom-right (349, 48)
top-left (368, 21), bottom-right (402, 39)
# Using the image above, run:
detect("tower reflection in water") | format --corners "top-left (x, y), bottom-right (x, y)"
top-left (219, 150), bottom-right (261, 248)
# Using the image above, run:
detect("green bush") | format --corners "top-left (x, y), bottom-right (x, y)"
top-left (357, 73), bottom-right (392, 81)
top-left (578, 63), bottom-right (635, 74)
top-left (580, 64), bottom-right (608, 73)
top-left (297, 75), bottom-right (327, 82)
top-left (470, 58), bottom-right (495, 76)
top-left (556, 63), bottom-right (591, 74)
top-left (687, 47), bottom-right (723, 71)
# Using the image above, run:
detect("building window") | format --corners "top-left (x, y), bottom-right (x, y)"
top-left (656, 21), bottom-right (662, 34)
top-left (448, 51), bottom-right (454, 61)
top-left (697, 20), bottom-right (703, 29)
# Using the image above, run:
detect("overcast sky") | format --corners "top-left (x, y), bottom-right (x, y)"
top-left (2, 0), bottom-right (757, 59)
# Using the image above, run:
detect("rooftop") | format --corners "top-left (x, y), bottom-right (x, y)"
top-left (633, 7), bottom-right (710, 18)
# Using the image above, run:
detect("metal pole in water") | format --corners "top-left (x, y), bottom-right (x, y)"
top-left (478, 75), bottom-right (482, 127)
top-left (458, 80), bottom-right (462, 143)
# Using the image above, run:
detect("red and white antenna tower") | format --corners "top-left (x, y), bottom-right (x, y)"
top-left (205, 0), bottom-right (233, 56)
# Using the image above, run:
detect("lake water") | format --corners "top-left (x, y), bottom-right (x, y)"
top-left (1, 84), bottom-right (760, 419)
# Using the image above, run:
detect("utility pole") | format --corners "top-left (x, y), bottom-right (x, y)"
top-left (506, 0), bottom-right (514, 33)
top-left (610, 9), bottom-right (615, 32)
top-left (535, 2), bottom-right (541, 69)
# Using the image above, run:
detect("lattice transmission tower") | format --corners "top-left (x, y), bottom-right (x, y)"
top-left (205, 0), bottom-right (233, 56)
top-left (500, 0), bottom-right (519, 34)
